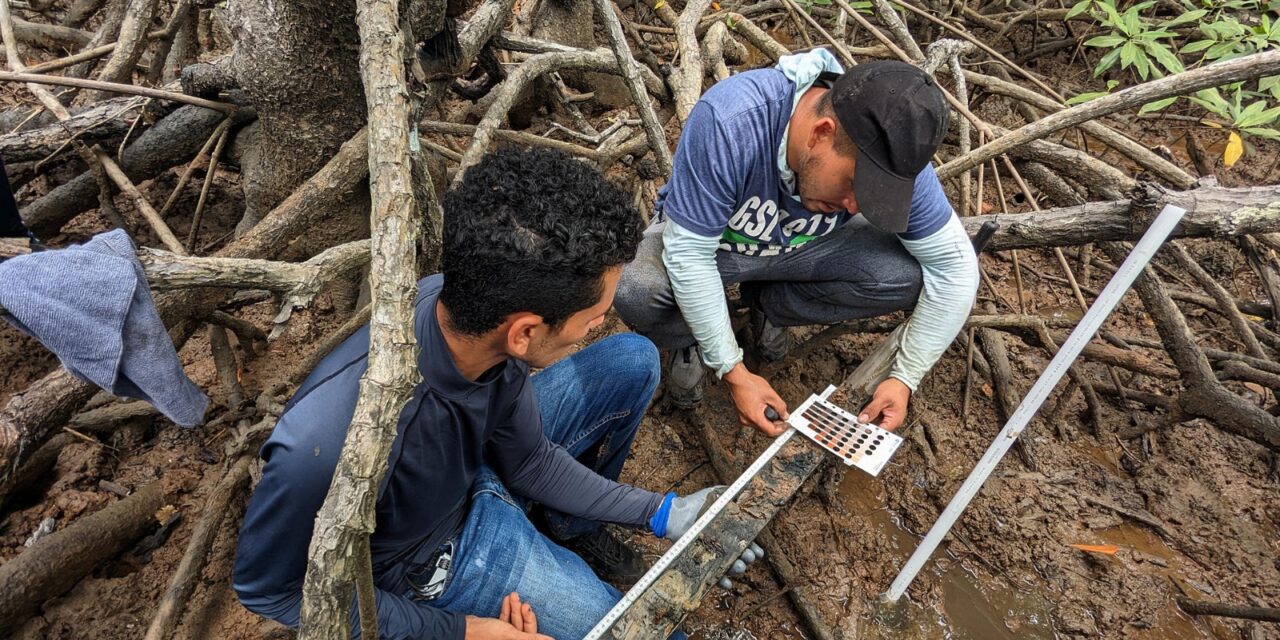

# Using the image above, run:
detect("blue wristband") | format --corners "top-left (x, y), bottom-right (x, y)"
top-left (649, 492), bottom-right (676, 538)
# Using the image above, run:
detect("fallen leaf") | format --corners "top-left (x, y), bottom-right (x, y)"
top-left (1223, 131), bottom-right (1243, 168)
top-left (654, 0), bottom-right (666, 8)
top-left (711, 1), bottom-right (721, 8)
top-left (154, 504), bottom-right (177, 525)
top-left (1069, 543), bottom-right (1119, 555)
top-left (981, 383), bottom-right (993, 398)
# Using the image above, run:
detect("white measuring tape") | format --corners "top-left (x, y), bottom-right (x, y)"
top-left (582, 390), bottom-right (836, 640)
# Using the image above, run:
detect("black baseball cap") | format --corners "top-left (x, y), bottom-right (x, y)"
top-left (824, 61), bottom-right (949, 233)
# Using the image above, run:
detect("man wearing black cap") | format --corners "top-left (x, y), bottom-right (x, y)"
top-left (614, 50), bottom-right (979, 435)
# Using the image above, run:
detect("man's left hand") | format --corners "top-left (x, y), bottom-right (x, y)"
top-left (859, 378), bottom-right (911, 431)
top-left (656, 487), bottom-right (765, 589)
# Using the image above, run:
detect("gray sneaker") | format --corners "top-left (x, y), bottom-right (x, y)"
top-left (666, 346), bottom-right (705, 408)
top-left (751, 309), bottom-right (792, 362)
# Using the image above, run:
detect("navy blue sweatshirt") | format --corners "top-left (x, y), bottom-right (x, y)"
top-left (233, 275), bottom-right (664, 639)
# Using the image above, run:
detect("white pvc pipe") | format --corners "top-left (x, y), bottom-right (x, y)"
top-left (882, 204), bottom-right (1188, 602)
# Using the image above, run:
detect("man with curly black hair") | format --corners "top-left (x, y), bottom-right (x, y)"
top-left (233, 147), bottom-right (756, 640)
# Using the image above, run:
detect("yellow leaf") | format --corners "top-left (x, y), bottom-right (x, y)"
top-left (711, 0), bottom-right (721, 8)
top-left (1223, 131), bottom-right (1243, 168)
top-left (1069, 543), bottom-right (1119, 555)
top-left (654, 0), bottom-right (665, 8)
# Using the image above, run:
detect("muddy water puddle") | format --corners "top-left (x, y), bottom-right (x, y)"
top-left (835, 468), bottom-right (1231, 640)
top-left (838, 470), bottom-right (1055, 639)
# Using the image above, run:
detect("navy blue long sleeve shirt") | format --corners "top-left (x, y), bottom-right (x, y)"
top-left (233, 275), bottom-right (664, 639)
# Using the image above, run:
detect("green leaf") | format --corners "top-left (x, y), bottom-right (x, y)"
top-left (1162, 9), bottom-right (1207, 27)
top-left (1181, 39), bottom-right (1217, 53)
top-left (1085, 34), bottom-right (1128, 47)
top-left (1120, 40), bottom-right (1139, 67)
top-left (1139, 96), bottom-right (1180, 113)
top-left (1096, 47), bottom-right (1123, 75)
top-left (1121, 10), bottom-right (1143, 35)
top-left (1205, 40), bottom-right (1241, 60)
top-left (1066, 0), bottom-right (1093, 18)
top-left (1259, 75), bottom-right (1280, 100)
top-left (1133, 48), bottom-right (1153, 79)
top-left (1242, 126), bottom-right (1280, 140)
top-left (1238, 104), bottom-right (1280, 128)
top-left (1099, 0), bottom-right (1122, 24)
top-left (1067, 90), bottom-right (1112, 104)
top-left (1146, 41), bottom-right (1186, 73)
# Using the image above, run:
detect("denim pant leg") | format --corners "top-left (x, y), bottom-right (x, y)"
top-left (732, 216), bottom-right (924, 327)
top-left (615, 222), bottom-right (703, 350)
top-left (435, 476), bottom-right (685, 640)
top-left (615, 218), bottom-right (924, 347)
top-left (531, 332), bottom-right (660, 539)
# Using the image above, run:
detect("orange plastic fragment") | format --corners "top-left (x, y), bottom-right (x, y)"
top-left (1069, 543), bottom-right (1119, 555)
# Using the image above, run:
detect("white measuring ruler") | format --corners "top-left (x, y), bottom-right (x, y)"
top-left (882, 203), bottom-right (1189, 602)
top-left (583, 389), bottom-right (837, 640)
top-left (586, 383), bottom-right (905, 639)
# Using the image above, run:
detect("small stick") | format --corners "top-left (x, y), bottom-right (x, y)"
top-left (0, 70), bottom-right (237, 113)
top-left (158, 117), bottom-right (232, 219)
top-left (783, 0), bottom-right (858, 65)
top-left (185, 119), bottom-right (230, 252)
top-left (143, 455), bottom-right (252, 640)
top-left (988, 158), bottom-right (1026, 313)
top-left (1176, 597), bottom-right (1280, 623)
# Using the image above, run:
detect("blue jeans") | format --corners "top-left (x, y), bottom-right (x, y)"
top-left (431, 333), bottom-right (686, 640)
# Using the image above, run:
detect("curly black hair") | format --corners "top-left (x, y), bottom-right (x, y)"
top-left (439, 146), bottom-right (644, 336)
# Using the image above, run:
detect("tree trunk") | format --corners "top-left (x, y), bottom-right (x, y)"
top-left (226, 0), bottom-right (367, 234)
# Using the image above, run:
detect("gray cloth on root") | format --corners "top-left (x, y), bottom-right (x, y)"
top-left (0, 229), bottom-right (208, 426)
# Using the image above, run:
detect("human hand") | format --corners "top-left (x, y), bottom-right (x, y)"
top-left (723, 363), bottom-right (788, 436)
top-left (499, 592), bottom-right (540, 636)
top-left (655, 487), bottom-right (766, 589)
top-left (466, 595), bottom-right (555, 640)
top-left (859, 378), bottom-right (911, 431)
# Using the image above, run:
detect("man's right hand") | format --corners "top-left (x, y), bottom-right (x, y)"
top-left (465, 592), bottom-right (555, 640)
top-left (723, 363), bottom-right (788, 436)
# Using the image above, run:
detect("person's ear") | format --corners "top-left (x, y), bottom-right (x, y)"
top-left (504, 312), bottom-right (544, 358)
top-left (809, 117), bottom-right (838, 150)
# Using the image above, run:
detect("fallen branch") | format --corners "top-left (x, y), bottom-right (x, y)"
top-left (593, 0), bottom-right (672, 174)
top-left (669, 0), bottom-right (715, 122)
top-left (962, 182), bottom-right (1280, 251)
top-left (938, 50), bottom-right (1280, 180)
top-left (85, 0), bottom-right (158, 103)
top-left (0, 70), bottom-right (237, 113)
top-left (962, 70), bottom-right (1196, 189)
top-left (0, 95), bottom-right (145, 162)
top-left (1176, 597), bottom-right (1280, 623)
top-left (0, 481), bottom-right (165, 629)
top-left (143, 456), bottom-right (251, 640)
top-left (298, 0), bottom-right (423, 632)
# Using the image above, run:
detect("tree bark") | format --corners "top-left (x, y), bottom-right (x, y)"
top-left (963, 182), bottom-right (1280, 251)
top-left (0, 481), bottom-right (165, 630)
top-left (226, 0), bottom-right (366, 234)
top-left (938, 50), bottom-right (1280, 179)
top-left (298, 0), bottom-right (425, 635)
